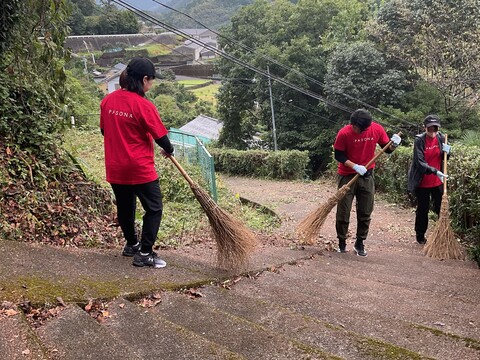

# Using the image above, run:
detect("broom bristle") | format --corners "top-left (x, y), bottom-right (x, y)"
top-left (191, 184), bottom-right (257, 269)
top-left (296, 185), bottom-right (350, 245)
top-left (424, 197), bottom-right (464, 260)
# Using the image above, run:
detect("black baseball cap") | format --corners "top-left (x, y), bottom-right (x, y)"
top-left (424, 115), bottom-right (441, 128)
top-left (126, 57), bottom-right (161, 79)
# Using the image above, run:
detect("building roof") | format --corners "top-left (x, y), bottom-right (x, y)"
top-left (179, 114), bottom-right (223, 141)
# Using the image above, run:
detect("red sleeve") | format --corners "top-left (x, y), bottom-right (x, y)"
top-left (375, 123), bottom-right (390, 144)
top-left (333, 127), bottom-right (348, 151)
top-left (137, 100), bottom-right (168, 140)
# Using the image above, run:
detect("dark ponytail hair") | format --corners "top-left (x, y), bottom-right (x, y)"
top-left (119, 68), bottom-right (151, 97)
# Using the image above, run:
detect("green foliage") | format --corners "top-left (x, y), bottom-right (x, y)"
top-left (373, 145), bottom-right (480, 254)
top-left (0, 0), bottom-right (71, 162)
top-left (210, 148), bottom-right (310, 180)
top-left (371, 0), bottom-right (480, 119)
top-left (216, 0), bottom-right (382, 174)
top-left (0, 0), bottom-right (21, 53)
top-left (64, 70), bottom-right (103, 127)
top-left (149, 81), bottom-right (201, 128)
top-left (460, 131), bottom-right (480, 146)
top-left (325, 41), bottom-right (408, 112)
top-left (68, 0), bottom-right (141, 35)
top-left (159, 0), bottom-right (255, 29)
top-left (0, 1), bottom-right (128, 248)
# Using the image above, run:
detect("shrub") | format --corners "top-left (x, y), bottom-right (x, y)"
top-left (209, 149), bottom-right (310, 180)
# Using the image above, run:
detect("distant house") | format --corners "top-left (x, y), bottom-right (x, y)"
top-left (174, 114), bottom-right (223, 144)
top-left (101, 63), bottom-right (127, 93)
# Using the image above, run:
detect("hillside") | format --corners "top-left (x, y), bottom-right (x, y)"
top-left (157, 0), bottom-right (256, 29)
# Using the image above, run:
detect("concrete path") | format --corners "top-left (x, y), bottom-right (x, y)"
top-left (1, 176), bottom-right (478, 359)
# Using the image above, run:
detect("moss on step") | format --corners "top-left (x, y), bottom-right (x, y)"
top-left (0, 275), bottom-right (219, 306)
top-left (356, 338), bottom-right (432, 360)
top-left (411, 324), bottom-right (480, 351)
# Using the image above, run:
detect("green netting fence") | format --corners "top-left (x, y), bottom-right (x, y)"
top-left (168, 129), bottom-right (218, 202)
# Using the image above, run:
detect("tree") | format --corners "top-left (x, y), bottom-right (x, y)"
top-left (324, 41), bottom-right (408, 111)
top-left (216, 0), bottom-right (378, 172)
top-left (371, 0), bottom-right (480, 126)
top-left (0, 0), bottom-right (71, 156)
top-left (0, 0), bottom-right (116, 246)
top-left (68, 0), bottom-right (141, 35)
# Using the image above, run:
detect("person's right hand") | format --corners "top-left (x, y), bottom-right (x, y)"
top-left (442, 143), bottom-right (451, 154)
top-left (436, 170), bottom-right (448, 183)
top-left (353, 164), bottom-right (367, 176)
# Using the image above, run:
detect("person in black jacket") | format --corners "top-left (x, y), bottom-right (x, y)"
top-left (407, 115), bottom-right (450, 244)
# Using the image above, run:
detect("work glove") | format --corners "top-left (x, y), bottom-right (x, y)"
top-left (353, 164), bottom-right (368, 176)
top-left (442, 143), bottom-right (451, 154)
top-left (435, 170), bottom-right (448, 183)
top-left (390, 134), bottom-right (402, 148)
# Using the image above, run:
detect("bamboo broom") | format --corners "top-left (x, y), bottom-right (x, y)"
top-left (424, 135), bottom-right (464, 260)
top-left (168, 156), bottom-right (257, 269)
top-left (297, 134), bottom-right (400, 245)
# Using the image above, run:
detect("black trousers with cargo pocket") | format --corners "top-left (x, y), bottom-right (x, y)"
top-left (111, 179), bottom-right (163, 254)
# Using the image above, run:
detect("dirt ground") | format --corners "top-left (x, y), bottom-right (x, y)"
top-left (220, 175), bottom-right (419, 253)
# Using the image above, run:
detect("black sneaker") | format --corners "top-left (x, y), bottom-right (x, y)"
top-left (337, 246), bottom-right (347, 253)
top-left (122, 242), bottom-right (141, 257)
top-left (354, 243), bottom-right (368, 257)
top-left (337, 240), bottom-right (346, 253)
top-left (133, 252), bottom-right (167, 268)
top-left (416, 235), bottom-right (427, 245)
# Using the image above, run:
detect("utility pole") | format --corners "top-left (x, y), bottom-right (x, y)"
top-left (267, 65), bottom-right (278, 151)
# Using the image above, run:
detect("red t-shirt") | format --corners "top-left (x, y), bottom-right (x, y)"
top-left (100, 89), bottom-right (168, 185)
top-left (418, 135), bottom-right (442, 188)
top-left (334, 122), bottom-right (390, 176)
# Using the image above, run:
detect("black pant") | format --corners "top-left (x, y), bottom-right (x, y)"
top-left (414, 186), bottom-right (442, 238)
top-left (111, 179), bottom-right (163, 254)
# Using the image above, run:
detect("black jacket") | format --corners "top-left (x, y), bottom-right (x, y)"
top-left (407, 132), bottom-right (446, 194)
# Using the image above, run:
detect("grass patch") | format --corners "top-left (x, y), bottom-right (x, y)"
top-left (62, 128), bottom-right (279, 248)
top-left (178, 79), bottom-right (211, 87)
top-left (190, 83), bottom-right (220, 104)
top-left (126, 44), bottom-right (171, 56)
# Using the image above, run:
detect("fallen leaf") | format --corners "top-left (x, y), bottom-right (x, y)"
top-left (5, 309), bottom-right (18, 316)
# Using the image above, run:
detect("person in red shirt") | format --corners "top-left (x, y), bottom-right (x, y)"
top-left (407, 115), bottom-right (450, 244)
top-left (100, 57), bottom-right (174, 269)
top-left (333, 109), bottom-right (401, 256)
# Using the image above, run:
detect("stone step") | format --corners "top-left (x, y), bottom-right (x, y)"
top-left (36, 304), bottom-right (140, 360)
top-left (281, 255), bottom-right (479, 338)
top-left (195, 284), bottom-right (383, 360)
top-left (315, 250), bottom-right (479, 307)
top-left (229, 265), bottom-right (480, 360)
top-left (102, 298), bottom-right (243, 359)
top-left (0, 309), bottom-right (47, 360)
top-left (152, 291), bottom-right (334, 359)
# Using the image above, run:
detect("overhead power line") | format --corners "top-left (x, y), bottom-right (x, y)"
top-left (149, 0), bottom-right (416, 129)
top-left (110, 0), bottom-right (355, 115)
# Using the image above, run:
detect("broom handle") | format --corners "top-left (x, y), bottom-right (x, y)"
top-left (443, 134), bottom-right (448, 194)
top-left (168, 155), bottom-right (195, 187)
top-left (345, 132), bottom-right (402, 188)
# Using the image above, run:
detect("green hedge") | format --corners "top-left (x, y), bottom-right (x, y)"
top-left (209, 148), bottom-right (310, 180)
top-left (374, 145), bottom-right (480, 247)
